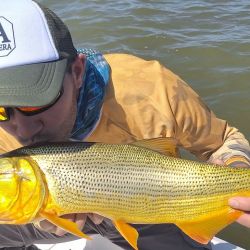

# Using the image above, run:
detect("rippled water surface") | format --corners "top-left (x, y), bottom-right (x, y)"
top-left (39, 0), bottom-right (250, 247)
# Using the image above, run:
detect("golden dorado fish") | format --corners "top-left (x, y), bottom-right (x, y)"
top-left (0, 138), bottom-right (249, 250)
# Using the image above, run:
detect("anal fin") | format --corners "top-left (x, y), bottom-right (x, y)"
top-left (113, 220), bottom-right (139, 250)
top-left (176, 208), bottom-right (242, 244)
top-left (40, 211), bottom-right (92, 240)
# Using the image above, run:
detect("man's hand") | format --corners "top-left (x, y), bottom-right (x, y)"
top-left (208, 158), bottom-right (224, 165)
top-left (35, 213), bottom-right (104, 236)
top-left (229, 197), bottom-right (250, 228)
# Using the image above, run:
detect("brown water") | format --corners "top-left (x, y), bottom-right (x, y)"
top-left (39, 0), bottom-right (250, 248)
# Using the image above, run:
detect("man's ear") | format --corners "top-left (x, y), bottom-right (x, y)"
top-left (71, 54), bottom-right (86, 89)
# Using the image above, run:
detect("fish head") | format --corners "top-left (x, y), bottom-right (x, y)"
top-left (0, 156), bottom-right (46, 224)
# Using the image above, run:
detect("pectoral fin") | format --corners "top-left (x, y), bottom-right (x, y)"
top-left (40, 211), bottom-right (92, 240)
top-left (113, 220), bottom-right (139, 250)
top-left (176, 208), bottom-right (242, 244)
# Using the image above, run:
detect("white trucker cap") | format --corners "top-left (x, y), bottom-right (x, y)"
top-left (0, 0), bottom-right (77, 106)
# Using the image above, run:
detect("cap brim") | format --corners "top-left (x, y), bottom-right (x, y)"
top-left (0, 59), bottom-right (67, 107)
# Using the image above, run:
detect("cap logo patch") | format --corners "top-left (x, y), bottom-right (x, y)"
top-left (0, 17), bottom-right (16, 57)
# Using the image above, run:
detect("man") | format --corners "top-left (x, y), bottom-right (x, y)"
top-left (0, 1), bottom-right (249, 249)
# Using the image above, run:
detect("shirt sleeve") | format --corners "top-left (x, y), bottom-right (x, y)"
top-left (167, 76), bottom-right (250, 166)
top-left (208, 126), bottom-right (250, 167)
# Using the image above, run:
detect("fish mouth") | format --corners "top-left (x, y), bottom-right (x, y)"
top-left (0, 156), bottom-right (46, 224)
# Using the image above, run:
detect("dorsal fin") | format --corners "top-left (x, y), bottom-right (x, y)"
top-left (131, 137), bottom-right (180, 157)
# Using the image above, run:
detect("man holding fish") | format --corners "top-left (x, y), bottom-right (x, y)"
top-left (0, 1), bottom-right (249, 250)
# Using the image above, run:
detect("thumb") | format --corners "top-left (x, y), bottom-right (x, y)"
top-left (229, 197), bottom-right (250, 211)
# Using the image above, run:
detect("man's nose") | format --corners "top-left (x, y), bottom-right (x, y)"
top-left (11, 110), bottom-right (43, 143)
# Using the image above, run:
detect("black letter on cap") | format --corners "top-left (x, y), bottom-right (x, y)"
top-left (0, 22), bottom-right (11, 43)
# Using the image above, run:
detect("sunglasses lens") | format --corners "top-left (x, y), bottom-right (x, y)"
top-left (17, 89), bottom-right (63, 115)
top-left (0, 88), bottom-right (63, 121)
top-left (17, 107), bottom-right (44, 112)
top-left (0, 107), bottom-right (9, 121)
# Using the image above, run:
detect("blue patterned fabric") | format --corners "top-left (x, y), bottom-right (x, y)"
top-left (70, 48), bottom-right (110, 140)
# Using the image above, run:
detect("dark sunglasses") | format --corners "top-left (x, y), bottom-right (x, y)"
top-left (0, 88), bottom-right (64, 121)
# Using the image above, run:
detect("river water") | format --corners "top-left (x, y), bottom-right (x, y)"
top-left (39, 1), bottom-right (250, 248)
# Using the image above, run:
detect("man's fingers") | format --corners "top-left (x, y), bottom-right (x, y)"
top-left (88, 213), bottom-right (104, 225)
top-left (54, 213), bottom-right (89, 236)
top-left (228, 197), bottom-right (250, 228)
top-left (54, 226), bottom-right (68, 236)
top-left (75, 213), bottom-right (88, 230)
top-left (50, 214), bottom-right (76, 236)
top-left (236, 213), bottom-right (250, 228)
top-left (208, 158), bottom-right (224, 165)
top-left (35, 219), bottom-right (57, 233)
top-left (229, 197), bottom-right (250, 211)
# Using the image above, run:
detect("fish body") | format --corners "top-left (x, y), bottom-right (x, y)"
top-left (0, 139), bottom-right (249, 249)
